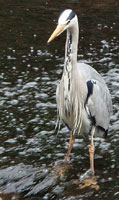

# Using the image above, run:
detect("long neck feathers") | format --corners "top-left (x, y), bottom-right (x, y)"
top-left (63, 19), bottom-right (79, 103)
top-left (64, 19), bottom-right (79, 72)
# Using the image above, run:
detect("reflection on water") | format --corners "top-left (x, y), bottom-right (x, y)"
top-left (0, 0), bottom-right (119, 199)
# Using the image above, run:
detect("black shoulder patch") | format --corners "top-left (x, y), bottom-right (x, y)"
top-left (85, 80), bottom-right (94, 106)
top-left (87, 80), bottom-right (93, 96)
top-left (66, 10), bottom-right (75, 21)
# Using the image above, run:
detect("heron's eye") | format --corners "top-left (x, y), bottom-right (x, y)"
top-left (67, 20), bottom-right (70, 25)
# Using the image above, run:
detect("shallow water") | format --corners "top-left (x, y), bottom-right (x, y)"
top-left (0, 0), bottom-right (119, 199)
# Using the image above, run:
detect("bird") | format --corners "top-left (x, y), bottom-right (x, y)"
top-left (47, 9), bottom-right (112, 176)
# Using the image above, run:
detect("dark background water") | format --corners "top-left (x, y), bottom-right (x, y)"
top-left (0, 0), bottom-right (119, 199)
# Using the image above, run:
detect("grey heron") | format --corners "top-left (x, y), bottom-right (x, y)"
top-left (48, 9), bottom-right (112, 176)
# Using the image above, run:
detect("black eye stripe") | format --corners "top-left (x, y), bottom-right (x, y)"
top-left (66, 10), bottom-right (75, 21)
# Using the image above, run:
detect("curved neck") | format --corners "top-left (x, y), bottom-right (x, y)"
top-left (64, 20), bottom-right (79, 70)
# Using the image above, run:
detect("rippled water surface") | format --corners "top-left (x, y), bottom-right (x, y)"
top-left (0, 0), bottom-right (119, 199)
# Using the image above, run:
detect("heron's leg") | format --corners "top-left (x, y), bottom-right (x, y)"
top-left (65, 131), bottom-right (75, 162)
top-left (89, 126), bottom-right (95, 176)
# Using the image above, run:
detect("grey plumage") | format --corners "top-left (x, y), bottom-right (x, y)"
top-left (48, 9), bottom-right (112, 175)
top-left (54, 10), bottom-right (112, 138)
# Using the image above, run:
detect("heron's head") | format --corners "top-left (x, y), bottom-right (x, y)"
top-left (47, 9), bottom-right (77, 43)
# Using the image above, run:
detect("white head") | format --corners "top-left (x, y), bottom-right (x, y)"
top-left (48, 9), bottom-right (78, 43)
top-left (58, 9), bottom-right (77, 25)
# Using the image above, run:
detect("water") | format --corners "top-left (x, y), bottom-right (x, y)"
top-left (0, 0), bottom-right (119, 199)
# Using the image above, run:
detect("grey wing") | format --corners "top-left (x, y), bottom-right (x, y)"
top-left (86, 79), bottom-right (112, 131)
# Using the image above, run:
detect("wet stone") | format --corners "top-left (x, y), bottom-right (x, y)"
top-left (23, 82), bottom-right (37, 90)
top-left (56, 153), bottom-right (65, 158)
top-left (10, 100), bottom-right (18, 105)
top-left (53, 185), bottom-right (64, 195)
top-left (0, 147), bottom-right (5, 154)
top-left (5, 139), bottom-right (17, 144)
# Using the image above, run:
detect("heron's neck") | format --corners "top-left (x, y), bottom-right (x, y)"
top-left (64, 22), bottom-right (79, 71)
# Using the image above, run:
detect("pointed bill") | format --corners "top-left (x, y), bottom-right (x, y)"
top-left (47, 24), bottom-right (66, 43)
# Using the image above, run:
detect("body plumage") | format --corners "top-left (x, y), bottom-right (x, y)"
top-left (48, 9), bottom-right (112, 175)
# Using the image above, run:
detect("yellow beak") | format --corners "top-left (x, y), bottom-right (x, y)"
top-left (47, 24), bottom-right (66, 43)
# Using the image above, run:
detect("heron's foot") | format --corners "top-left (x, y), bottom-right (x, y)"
top-left (64, 155), bottom-right (70, 162)
top-left (79, 169), bottom-right (99, 190)
top-left (53, 160), bottom-right (70, 179)
top-left (54, 160), bottom-right (64, 166)
top-left (79, 176), bottom-right (99, 190)
top-left (80, 169), bottom-right (94, 182)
